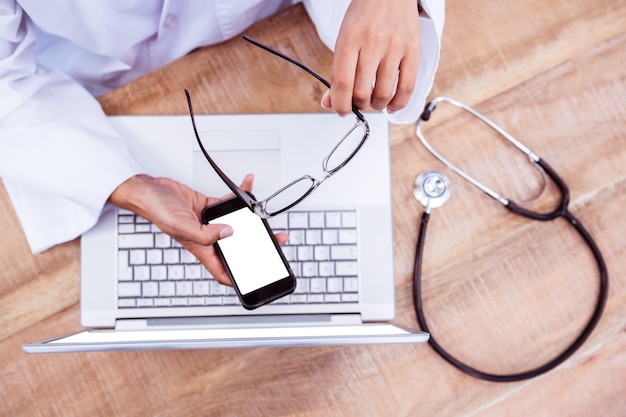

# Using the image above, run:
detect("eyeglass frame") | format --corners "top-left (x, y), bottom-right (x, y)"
top-left (185, 35), bottom-right (370, 219)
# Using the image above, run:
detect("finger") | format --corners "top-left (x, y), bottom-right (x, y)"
top-left (370, 57), bottom-right (402, 111)
top-left (179, 223), bottom-right (232, 249)
top-left (321, 89), bottom-right (332, 109)
top-left (239, 173), bottom-right (254, 192)
top-left (351, 49), bottom-right (380, 111)
top-left (274, 232), bottom-right (289, 246)
top-left (386, 53), bottom-right (419, 113)
top-left (330, 38), bottom-right (359, 117)
top-left (211, 270), bottom-right (234, 287)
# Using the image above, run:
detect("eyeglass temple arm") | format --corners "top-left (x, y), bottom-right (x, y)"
top-left (184, 89), bottom-right (257, 210)
top-left (241, 35), bottom-right (366, 122)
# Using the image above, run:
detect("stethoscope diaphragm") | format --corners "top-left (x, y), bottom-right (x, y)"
top-left (413, 170), bottom-right (451, 209)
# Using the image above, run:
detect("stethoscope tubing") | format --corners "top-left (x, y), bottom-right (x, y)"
top-left (414, 207), bottom-right (608, 382)
top-left (413, 98), bottom-right (609, 382)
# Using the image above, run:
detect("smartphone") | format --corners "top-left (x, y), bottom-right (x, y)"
top-left (201, 196), bottom-right (296, 309)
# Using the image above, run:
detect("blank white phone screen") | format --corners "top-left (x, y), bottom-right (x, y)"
top-left (211, 207), bottom-right (289, 295)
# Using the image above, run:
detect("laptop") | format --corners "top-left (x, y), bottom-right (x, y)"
top-left (23, 111), bottom-right (429, 353)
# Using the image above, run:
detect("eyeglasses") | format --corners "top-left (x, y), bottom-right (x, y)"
top-left (185, 35), bottom-right (370, 219)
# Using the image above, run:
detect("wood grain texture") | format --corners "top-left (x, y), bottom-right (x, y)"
top-left (2, 1), bottom-right (626, 416)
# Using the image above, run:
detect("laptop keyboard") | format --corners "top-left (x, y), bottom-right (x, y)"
top-left (116, 208), bottom-right (359, 308)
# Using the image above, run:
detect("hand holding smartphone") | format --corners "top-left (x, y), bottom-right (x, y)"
top-left (201, 196), bottom-right (296, 309)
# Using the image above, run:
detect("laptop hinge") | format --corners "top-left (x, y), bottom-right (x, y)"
top-left (115, 314), bottom-right (363, 331)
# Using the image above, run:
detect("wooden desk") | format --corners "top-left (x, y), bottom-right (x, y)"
top-left (2, 2), bottom-right (626, 416)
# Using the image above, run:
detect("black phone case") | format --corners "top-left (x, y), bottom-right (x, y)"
top-left (201, 197), bottom-right (296, 309)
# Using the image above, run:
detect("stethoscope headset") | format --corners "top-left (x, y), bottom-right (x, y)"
top-left (412, 96), bottom-right (609, 382)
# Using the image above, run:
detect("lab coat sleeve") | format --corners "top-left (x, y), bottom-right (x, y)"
top-left (0, 2), bottom-right (143, 253)
top-left (301, 0), bottom-right (445, 124)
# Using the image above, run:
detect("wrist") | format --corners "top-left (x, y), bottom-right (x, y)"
top-left (108, 174), bottom-right (154, 214)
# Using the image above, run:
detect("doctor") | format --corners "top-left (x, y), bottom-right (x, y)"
top-left (0, 0), bottom-right (445, 285)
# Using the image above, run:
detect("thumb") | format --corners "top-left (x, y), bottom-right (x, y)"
top-left (204, 223), bottom-right (233, 244)
top-left (321, 89), bottom-right (332, 109)
top-left (183, 223), bottom-right (233, 247)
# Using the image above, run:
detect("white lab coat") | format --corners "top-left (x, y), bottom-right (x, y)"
top-left (0, 0), bottom-right (445, 253)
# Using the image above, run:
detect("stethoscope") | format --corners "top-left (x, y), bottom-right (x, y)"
top-left (412, 96), bottom-right (609, 382)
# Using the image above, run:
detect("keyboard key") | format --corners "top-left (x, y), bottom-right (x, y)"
top-left (301, 262), bottom-right (317, 277)
top-left (185, 264), bottom-right (202, 279)
top-left (151, 265), bottom-right (167, 280)
top-left (308, 212), bottom-right (325, 228)
top-left (341, 293), bottom-right (358, 302)
top-left (168, 265), bottom-right (184, 280)
top-left (331, 245), bottom-right (357, 260)
top-left (314, 245), bottom-right (330, 261)
top-left (193, 281), bottom-right (210, 296)
top-left (336, 261), bottom-right (358, 276)
top-left (267, 213), bottom-right (287, 229)
top-left (338, 229), bottom-right (357, 244)
top-left (119, 233), bottom-right (154, 249)
top-left (322, 230), bottom-right (338, 245)
top-left (310, 278), bottom-right (325, 293)
top-left (163, 249), bottom-right (180, 264)
top-left (289, 212), bottom-right (308, 228)
top-left (188, 297), bottom-right (205, 306)
top-left (297, 246), bottom-right (313, 261)
top-left (308, 294), bottom-right (324, 303)
top-left (118, 251), bottom-right (133, 281)
top-left (289, 261), bottom-right (301, 276)
top-left (205, 297), bottom-right (222, 305)
top-left (318, 261), bottom-right (334, 277)
top-left (133, 265), bottom-right (150, 281)
top-left (341, 211), bottom-right (357, 227)
top-left (129, 249), bottom-right (146, 265)
top-left (118, 224), bottom-right (135, 234)
top-left (118, 298), bottom-right (136, 308)
top-left (159, 282), bottom-right (175, 297)
top-left (171, 297), bottom-right (188, 306)
top-left (325, 294), bottom-right (341, 303)
top-left (327, 277), bottom-right (343, 293)
top-left (155, 233), bottom-right (171, 248)
top-left (294, 278), bottom-right (308, 293)
top-left (223, 296), bottom-right (239, 305)
top-left (181, 250), bottom-right (197, 264)
top-left (325, 211), bottom-right (341, 228)
top-left (305, 230), bottom-right (322, 245)
top-left (142, 282), bottom-right (159, 297)
top-left (118, 282), bottom-right (141, 297)
top-left (210, 280), bottom-right (226, 296)
top-left (136, 298), bottom-right (154, 308)
top-left (343, 277), bottom-right (358, 292)
top-left (202, 267), bottom-right (214, 279)
top-left (176, 281), bottom-right (193, 296)
top-left (154, 298), bottom-right (171, 307)
top-left (135, 224), bottom-right (151, 233)
top-left (290, 294), bottom-right (307, 304)
top-left (118, 214), bottom-right (135, 224)
top-left (281, 246), bottom-right (296, 261)
top-left (288, 230), bottom-right (304, 245)
top-left (146, 249), bottom-right (163, 264)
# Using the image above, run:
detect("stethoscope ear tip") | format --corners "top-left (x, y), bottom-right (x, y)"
top-left (413, 171), bottom-right (451, 209)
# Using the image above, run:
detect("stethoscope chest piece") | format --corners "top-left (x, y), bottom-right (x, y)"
top-left (413, 171), bottom-right (451, 209)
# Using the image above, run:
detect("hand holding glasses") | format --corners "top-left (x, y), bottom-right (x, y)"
top-left (185, 35), bottom-right (370, 219)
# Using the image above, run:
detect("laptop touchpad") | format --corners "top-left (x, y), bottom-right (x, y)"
top-left (193, 130), bottom-right (282, 198)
